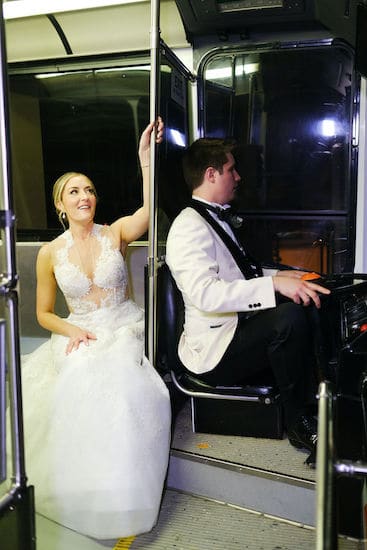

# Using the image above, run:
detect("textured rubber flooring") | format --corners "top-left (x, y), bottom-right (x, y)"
top-left (35, 489), bottom-right (362, 550)
top-left (31, 396), bottom-right (364, 549)
top-left (117, 490), bottom-right (361, 550)
top-left (132, 490), bottom-right (364, 549)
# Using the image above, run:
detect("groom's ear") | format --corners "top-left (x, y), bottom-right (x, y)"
top-left (205, 166), bottom-right (216, 182)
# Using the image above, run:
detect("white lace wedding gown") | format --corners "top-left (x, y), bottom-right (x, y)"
top-left (19, 223), bottom-right (171, 539)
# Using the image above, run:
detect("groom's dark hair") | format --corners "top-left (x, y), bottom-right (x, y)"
top-left (182, 138), bottom-right (237, 192)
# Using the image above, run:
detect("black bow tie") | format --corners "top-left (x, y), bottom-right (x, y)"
top-left (205, 204), bottom-right (244, 229)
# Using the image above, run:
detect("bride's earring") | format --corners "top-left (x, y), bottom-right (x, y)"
top-left (60, 211), bottom-right (68, 230)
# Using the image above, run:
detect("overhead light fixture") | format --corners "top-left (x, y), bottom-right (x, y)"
top-left (206, 62), bottom-right (259, 81)
top-left (3, 0), bottom-right (148, 20)
top-left (96, 65), bottom-right (150, 73)
top-left (320, 118), bottom-right (337, 138)
top-left (243, 62), bottom-right (259, 75)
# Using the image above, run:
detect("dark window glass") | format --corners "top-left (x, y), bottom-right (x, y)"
top-left (201, 42), bottom-right (357, 273)
top-left (9, 61), bottom-right (151, 240)
top-left (157, 57), bottom-right (191, 257)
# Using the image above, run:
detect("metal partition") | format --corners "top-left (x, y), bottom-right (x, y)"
top-left (0, 1), bottom-right (35, 548)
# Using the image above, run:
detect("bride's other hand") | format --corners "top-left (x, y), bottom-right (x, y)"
top-left (66, 328), bottom-right (97, 355)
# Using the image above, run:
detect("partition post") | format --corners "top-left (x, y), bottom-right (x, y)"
top-left (147, 0), bottom-right (161, 366)
top-left (315, 381), bottom-right (337, 550)
top-left (0, 0), bottom-right (26, 492)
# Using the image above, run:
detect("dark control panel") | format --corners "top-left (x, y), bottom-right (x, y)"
top-left (316, 275), bottom-right (367, 378)
top-left (342, 290), bottom-right (367, 344)
top-left (317, 274), bottom-right (367, 345)
top-left (193, 0), bottom-right (306, 18)
top-left (217, 0), bottom-right (304, 14)
top-left (217, 0), bottom-right (284, 13)
top-left (175, 0), bottom-right (318, 38)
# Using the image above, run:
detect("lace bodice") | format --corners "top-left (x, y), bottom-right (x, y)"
top-left (53, 224), bottom-right (128, 314)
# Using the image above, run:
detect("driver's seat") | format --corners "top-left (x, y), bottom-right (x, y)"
top-left (157, 261), bottom-right (284, 439)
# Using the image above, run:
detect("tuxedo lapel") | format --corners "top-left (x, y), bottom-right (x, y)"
top-left (189, 200), bottom-right (263, 280)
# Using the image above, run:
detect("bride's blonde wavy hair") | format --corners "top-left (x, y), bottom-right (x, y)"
top-left (53, 172), bottom-right (98, 230)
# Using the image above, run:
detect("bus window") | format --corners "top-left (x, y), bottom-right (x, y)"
top-left (200, 42), bottom-right (357, 274)
top-left (8, 58), bottom-right (151, 240)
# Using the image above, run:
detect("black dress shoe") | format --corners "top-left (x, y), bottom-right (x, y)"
top-left (288, 415), bottom-right (318, 453)
top-left (305, 447), bottom-right (317, 468)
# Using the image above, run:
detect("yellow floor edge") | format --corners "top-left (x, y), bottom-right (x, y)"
top-left (113, 536), bottom-right (136, 549)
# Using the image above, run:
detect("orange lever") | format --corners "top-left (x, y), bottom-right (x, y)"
top-left (301, 272), bottom-right (322, 281)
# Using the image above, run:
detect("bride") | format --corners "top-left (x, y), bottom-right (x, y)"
top-left (18, 117), bottom-right (171, 539)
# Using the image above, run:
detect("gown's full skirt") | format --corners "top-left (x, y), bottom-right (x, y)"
top-left (20, 300), bottom-right (171, 539)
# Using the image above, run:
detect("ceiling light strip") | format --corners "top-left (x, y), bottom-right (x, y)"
top-left (3, 0), bottom-right (148, 20)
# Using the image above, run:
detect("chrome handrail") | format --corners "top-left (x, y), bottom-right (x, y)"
top-left (146, 0), bottom-right (161, 367)
top-left (3, 290), bottom-right (26, 490)
top-left (315, 380), bottom-right (367, 549)
top-left (0, 318), bottom-right (5, 483)
top-left (315, 380), bottom-right (337, 550)
top-left (334, 460), bottom-right (367, 477)
top-left (0, 0), bottom-right (28, 514)
top-left (171, 370), bottom-right (270, 402)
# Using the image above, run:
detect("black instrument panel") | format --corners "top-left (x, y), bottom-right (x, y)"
top-left (318, 274), bottom-right (367, 344)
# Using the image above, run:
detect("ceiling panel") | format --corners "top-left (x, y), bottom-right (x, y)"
top-left (4, 1), bottom-right (189, 63)
top-left (5, 16), bottom-right (67, 62)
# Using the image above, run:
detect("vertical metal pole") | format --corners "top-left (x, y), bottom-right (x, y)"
top-left (0, 319), bottom-right (6, 483)
top-left (315, 381), bottom-right (337, 550)
top-left (0, 1), bottom-right (25, 489)
top-left (147, 0), bottom-right (160, 365)
top-left (0, 3), bottom-right (16, 287)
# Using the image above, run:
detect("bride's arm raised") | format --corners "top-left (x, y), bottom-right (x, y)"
top-left (36, 243), bottom-right (97, 354)
top-left (110, 117), bottom-right (164, 249)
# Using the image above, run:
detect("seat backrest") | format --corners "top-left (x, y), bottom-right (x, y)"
top-left (157, 262), bottom-right (185, 373)
top-left (156, 262), bottom-right (279, 394)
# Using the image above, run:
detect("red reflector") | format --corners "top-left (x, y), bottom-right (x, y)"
top-left (360, 324), bottom-right (367, 332)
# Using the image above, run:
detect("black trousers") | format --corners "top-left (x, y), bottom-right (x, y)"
top-left (195, 302), bottom-right (321, 431)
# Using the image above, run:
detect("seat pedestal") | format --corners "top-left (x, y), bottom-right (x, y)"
top-left (192, 393), bottom-right (283, 438)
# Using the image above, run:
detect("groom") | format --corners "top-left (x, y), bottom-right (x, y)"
top-left (165, 137), bottom-right (330, 467)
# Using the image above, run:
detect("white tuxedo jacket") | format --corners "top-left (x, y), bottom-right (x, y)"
top-left (165, 206), bottom-right (278, 374)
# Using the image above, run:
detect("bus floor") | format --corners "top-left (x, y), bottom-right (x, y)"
top-left (34, 488), bottom-right (360, 550)
top-left (33, 398), bottom-right (362, 550)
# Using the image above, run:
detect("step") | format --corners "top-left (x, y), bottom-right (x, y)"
top-left (167, 449), bottom-right (316, 526)
top-left (168, 400), bottom-right (317, 526)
